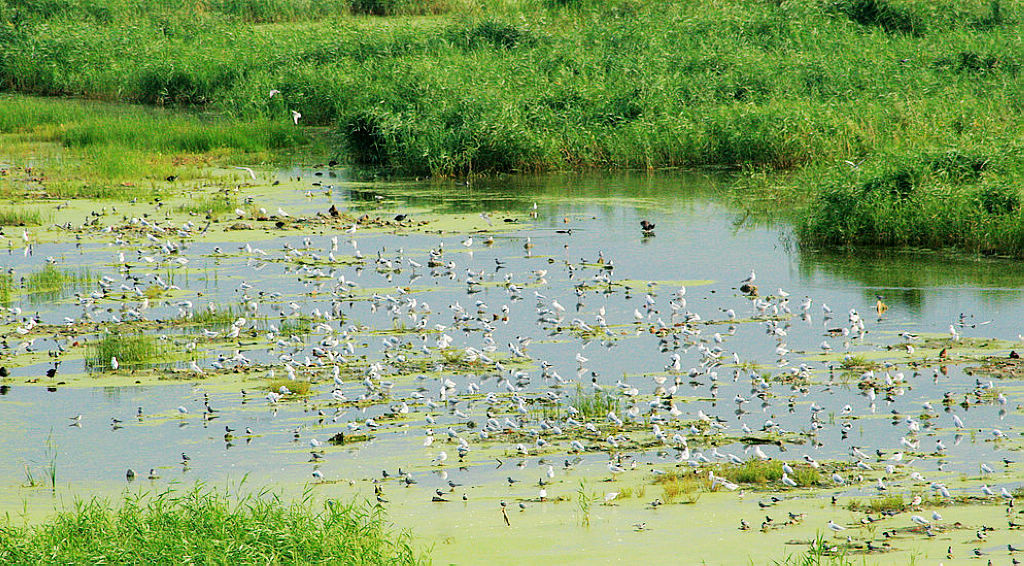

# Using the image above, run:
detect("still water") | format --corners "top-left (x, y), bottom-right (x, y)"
top-left (1, 171), bottom-right (1021, 563)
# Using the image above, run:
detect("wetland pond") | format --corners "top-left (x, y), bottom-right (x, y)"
top-left (2, 170), bottom-right (1023, 564)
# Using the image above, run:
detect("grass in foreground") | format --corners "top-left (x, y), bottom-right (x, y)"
top-left (0, 486), bottom-right (422, 565)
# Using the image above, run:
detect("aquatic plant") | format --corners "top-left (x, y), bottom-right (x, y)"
top-left (772, 533), bottom-right (854, 565)
top-left (847, 494), bottom-right (903, 513)
top-left (575, 480), bottom-right (594, 527)
top-left (85, 333), bottom-right (166, 371)
top-left (0, 485), bottom-right (421, 564)
top-left (0, 207), bottom-right (42, 226)
top-left (720, 460), bottom-right (783, 486)
top-left (0, 270), bottom-right (12, 305)
top-left (266, 379), bottom-right (312, 395)
top-left (570, 386), bottom-right (619, 420)
top-left (653, 471), bottom-right (707, 504)
top-left (189, 303), bottom-right (248, 327)
top-left (177, 195), bottom-right (241, 217)
top-left (278, 316), bottom-right (313, 336)
top-left (25, 264), bottom-right (92, 303)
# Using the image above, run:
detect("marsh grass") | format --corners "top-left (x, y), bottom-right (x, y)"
top-left (847, 494), bottom-right (904, 513)
top-left (189, 303), bottom-right (247, 327)
top-left (838, 354), bottom-right (881, 371)
top-left (772, 533), bottom-right (854, 566)
top-left (570, 385), bottom-right (619, 420)
top-left (653, 471), bottom-right (707, 504)
top-left (0, 485), bottom-right (421, 564)
top-left (86, 333), bottom-right (167, 371)
top-left (575, 480), bottom-right (593, 527)
top-left (0, 207), bottom-right (43, 226)
top-left (278, 316), bottom-right (313, 336)
top-left (5, 0), bottom-right (1024, 253)
top-left (25, 264), bottom-right (92, 303)
top-left (0, 96), bottom-right (319, 195)
top-left (0, 270), bottom-right (12, 305)
top-left (267, 378), bottom-right (312, 395)
top-left (177, 195), bottom-right (240, 217)
top-left (720, 460), bottom-right (784, 485)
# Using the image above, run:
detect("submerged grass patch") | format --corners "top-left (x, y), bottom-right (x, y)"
top-left (0, 486), bottom-right (421, 564)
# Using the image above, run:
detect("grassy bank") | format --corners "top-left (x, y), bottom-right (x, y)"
top-left (2, 0), bottom-right (1024, 253)
top-left (0, 487), bottom-right (421, 564)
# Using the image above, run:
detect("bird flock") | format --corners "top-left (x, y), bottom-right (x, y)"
top-left (1, 172), bottom-right (1022, 563)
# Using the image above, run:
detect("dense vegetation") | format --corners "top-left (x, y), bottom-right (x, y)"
top-left (2, 0), bottom-right (1024, 253)
top-left (0, 487), bottom-right (421, 564)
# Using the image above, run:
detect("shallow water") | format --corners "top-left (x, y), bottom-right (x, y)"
top-left (1, 170), bottom-right (1022, 564)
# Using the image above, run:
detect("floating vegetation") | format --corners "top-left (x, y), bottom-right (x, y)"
top-left (25, 264), bottom-right (92, 303)
top-left (85, 333), bottom-right (167, 372)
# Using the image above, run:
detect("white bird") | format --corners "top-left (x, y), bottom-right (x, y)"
top-left (291, 110), bottom-right (302, 125)
top-left (827, 520), bottom-right (845, 533)
top-left (910, 515), bottom-right (929, 526)
top-left (233, 166), bottom-right (256, 180)
top-left (110, 356), bottom-right (119, 371)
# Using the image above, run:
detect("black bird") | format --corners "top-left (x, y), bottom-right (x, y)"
top-left (126, 468), bottom-right (136, 481)
top-left (45, 361), bottom-right (61, 378)
top-left (0, 366), bottom-right (8, 377)
top-left (640, 220), bottom-right (655, 235)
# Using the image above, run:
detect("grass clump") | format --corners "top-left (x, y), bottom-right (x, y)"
top-left (0, 207), bottom-right (43, 226)
top-left (25, 264), bottom-right (92, 303)
top-left (569, 385), bottom-right (619, 419)
top-left (266, 378), bottom-right (312, 395)
top-left (86, 333), bottom-right (166, 371)
top-left (177, 195), bottom-right (240, 217)
top-left (847, 494), bottom-right (904, 513)
top-left (653, 471), bottom-right (707, 504)
top-left (189, 303), bottom-right (247, 327)
top-left (0, 270), bottom-right (12, 305)
top-left (0, 486), bottom-right (421, 564)
top-left (720, 460), bottom-right (783, 486)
